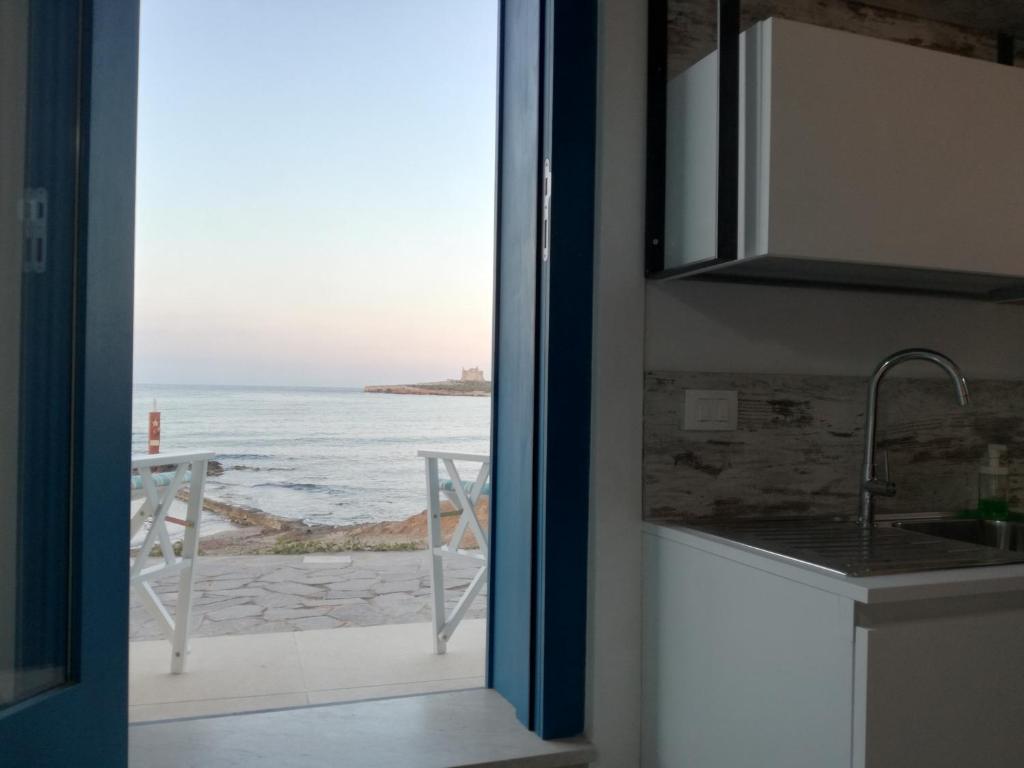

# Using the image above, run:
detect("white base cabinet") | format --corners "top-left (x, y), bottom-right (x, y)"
top-left (642, 525), bottom-right (1024, 768)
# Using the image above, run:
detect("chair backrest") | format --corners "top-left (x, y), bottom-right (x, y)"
top-left (438, 478), bottom-right (491, 497)
top-left (130, 469), bottom-right (191, 501)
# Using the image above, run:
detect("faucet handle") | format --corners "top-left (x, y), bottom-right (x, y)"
top-left (866, 450), bottom-right (897, 497)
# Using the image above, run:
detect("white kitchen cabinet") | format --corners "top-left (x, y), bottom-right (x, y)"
top-left (642, 523), bottom-right (1024, 768)
top-left (664, 18), bottom-right (1024, 297)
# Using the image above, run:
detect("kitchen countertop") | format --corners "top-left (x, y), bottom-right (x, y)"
top-left (645, 520), bottom-right (1024, 604)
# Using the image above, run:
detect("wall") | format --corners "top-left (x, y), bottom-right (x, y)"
top-left (648, 281), bottom-right (1024, 378)
top-left (646, 371), bottom-right (1024, 521)
top-left (645, 283), bottom-right (1024, 525)
top-left (586, 0), bottom-right (647, 765)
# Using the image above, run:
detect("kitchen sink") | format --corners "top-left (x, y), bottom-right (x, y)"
top-left (684, 519), bottom-right (1024, 576)
top-left (893, 519), bottom-right (1024, 553)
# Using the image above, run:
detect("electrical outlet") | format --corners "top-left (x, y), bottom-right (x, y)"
top-left (683, 390), bottom-right (737, 431)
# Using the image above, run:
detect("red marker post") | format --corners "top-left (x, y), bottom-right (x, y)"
top-left (148, 399), bottom-right (161, 454)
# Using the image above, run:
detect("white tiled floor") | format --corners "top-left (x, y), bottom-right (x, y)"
top-left (129, 619), bottom-right (486, 722)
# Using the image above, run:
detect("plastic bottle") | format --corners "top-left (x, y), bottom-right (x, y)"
top-left (977, 444), bottom-right (1009, 519)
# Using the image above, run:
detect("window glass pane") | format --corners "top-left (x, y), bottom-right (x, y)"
top-left (1, 0), bottom-right (80, 708)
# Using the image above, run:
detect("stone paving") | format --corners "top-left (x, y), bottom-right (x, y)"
top-left (129, 552), bottom-right (487, 640)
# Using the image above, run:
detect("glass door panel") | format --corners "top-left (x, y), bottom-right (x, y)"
top-left (0, 0), bottom-right (82, 709)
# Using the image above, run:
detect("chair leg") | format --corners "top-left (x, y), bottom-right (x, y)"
top-left (171, 460), bottom-right (205, 673)
top-left (425, 458), bottom-right (447, 654)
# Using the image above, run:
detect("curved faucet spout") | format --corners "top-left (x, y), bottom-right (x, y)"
top-left (859, 349), bottom-right (970, 529)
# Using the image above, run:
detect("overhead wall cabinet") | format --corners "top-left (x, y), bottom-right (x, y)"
top-left (648, 6), bottom-right (1024, 300)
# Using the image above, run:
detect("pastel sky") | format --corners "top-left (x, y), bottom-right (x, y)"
top-left (133, 0), bottom-right (498, 387)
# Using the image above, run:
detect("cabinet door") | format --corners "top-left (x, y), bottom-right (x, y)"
top-left (665, 19), bottom-right (1024, 282)
top-left (643, 534), bottom-right (856, 768)
top-left (766, 20), bottom-right (1024, 277)
top-left (853, 602), bottom-right (1024, 768)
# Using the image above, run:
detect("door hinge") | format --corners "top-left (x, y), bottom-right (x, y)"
top-left (541, 158), bottom-right (552, 262)
top-left (20, 188), bottom-right (48, 273)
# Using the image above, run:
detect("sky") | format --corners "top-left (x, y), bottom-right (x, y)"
top-left (133, 0), bottom-right (498, 387)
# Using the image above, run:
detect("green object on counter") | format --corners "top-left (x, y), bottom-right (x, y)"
top-left (974, 444), bottom-right (1012, 520)
top-left (978, 497), bottom-right (1011, 520)
top-left (956, 506), bottom-right (1024, 522)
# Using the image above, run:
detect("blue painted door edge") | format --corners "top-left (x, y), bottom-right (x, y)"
top-left (533, 0), bottom-right (598, 741)
top-left (487, 0), bottom-right (598, 740)
top-left (487, 0), bottom-right (543, 728)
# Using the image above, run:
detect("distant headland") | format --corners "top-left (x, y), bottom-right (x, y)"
top-left (364, 366), bottom-right (491, 397)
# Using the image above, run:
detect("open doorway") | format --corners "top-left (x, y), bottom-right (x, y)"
top-left (127, 0), bottom-right (498, 722)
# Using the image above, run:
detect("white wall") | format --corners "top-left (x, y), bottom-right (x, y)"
top-left (586, 0), bottom-right (647, 765)
top-left (647, 281), bottom-right (1024, 378)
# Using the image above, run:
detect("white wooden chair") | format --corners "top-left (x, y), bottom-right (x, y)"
top-left (130, 451), bottom-right (213, 673)
top-left (418, 450), bottom-right (490, 654)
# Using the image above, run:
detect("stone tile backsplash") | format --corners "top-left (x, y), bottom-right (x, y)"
top-left (644, 371), bottom-right (1024, 522)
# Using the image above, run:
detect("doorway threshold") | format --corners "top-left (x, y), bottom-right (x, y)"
top-left (130, 619), bottom-right (486, 722)
top-left (129, 688), bottom-right (593, 768)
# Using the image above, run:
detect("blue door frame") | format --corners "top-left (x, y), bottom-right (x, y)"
top-left (0, 1), bottom-right (139, 765)
top-left (488, 0), bottom-right (598, 740)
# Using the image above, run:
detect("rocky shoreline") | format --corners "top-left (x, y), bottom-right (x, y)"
top-left (178, 488), bottom-right (488, 557)
top-left (364, 380), bottom-right (491, 397)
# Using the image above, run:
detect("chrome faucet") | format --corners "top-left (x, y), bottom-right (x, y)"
top-left (859, 349), bottom-right (970, 529)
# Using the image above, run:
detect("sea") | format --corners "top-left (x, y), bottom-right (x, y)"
top-left (132, 384), bottom-right (491, 529)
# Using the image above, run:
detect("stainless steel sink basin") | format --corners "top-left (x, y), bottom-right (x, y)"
top-left (893, 519), bottom-right (1024, 553)
top-left (685, 519), bottom-right (1024, 576)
